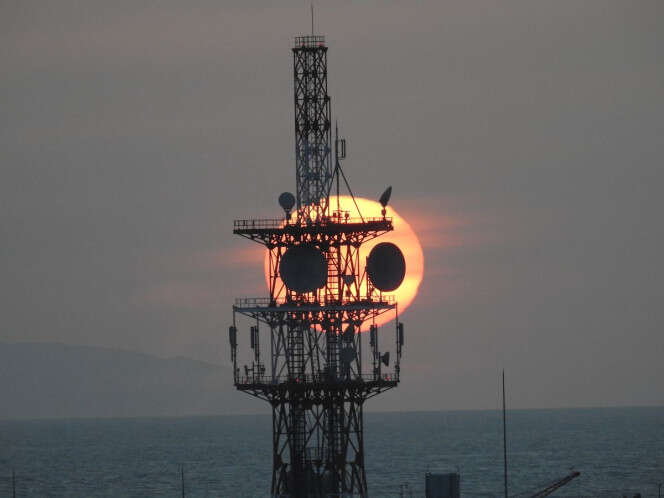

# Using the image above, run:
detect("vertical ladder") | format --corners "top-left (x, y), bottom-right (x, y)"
top-left (288, 323), bottom-right (305, 380)
top-left (287, 323), bottom-right (307, 495)
top-left (326, 247), bottom-right (340, 304)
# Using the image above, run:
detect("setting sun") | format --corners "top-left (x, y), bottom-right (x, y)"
top-left (264, 196), bottom-right (424, 328)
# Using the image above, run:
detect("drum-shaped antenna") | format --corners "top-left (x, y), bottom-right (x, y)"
top-left (279, 244), bottom-right (327, 293)
top-left (278, 192), bottom-right (296, 213)
top-left (367, 242), bottom-right (406, 292)
top-left (342, 323), bottom-right (355, 342)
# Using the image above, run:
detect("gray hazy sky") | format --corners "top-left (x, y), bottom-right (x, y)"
top-left (1, 1), bottom-right (662, 410)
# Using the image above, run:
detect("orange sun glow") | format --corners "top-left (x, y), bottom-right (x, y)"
top-left (263, 196), bottom-right (424, 328)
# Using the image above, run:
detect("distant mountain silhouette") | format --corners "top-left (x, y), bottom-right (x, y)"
top-left (0, 342), bottom-right (264, 419)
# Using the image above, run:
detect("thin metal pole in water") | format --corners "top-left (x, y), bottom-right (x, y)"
top-left (12, 469), bottom-right (16, 498)
top-left (181, 465), bottom-right (185, 498)
top-left (503, 370), bottom-right (508, 498)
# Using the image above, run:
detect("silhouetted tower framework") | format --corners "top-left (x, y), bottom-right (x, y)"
top-left (230, 34), bottom-right (406, 498)
top-left (293, 36), bottom-right (333, 217)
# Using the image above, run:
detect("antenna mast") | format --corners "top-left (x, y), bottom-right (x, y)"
top-left (230, 33), bottom-right (407, 497)
top-left (503, 370), bottom-right (508, 498)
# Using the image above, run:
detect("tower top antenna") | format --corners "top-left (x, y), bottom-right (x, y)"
top-left (311, 3), bottom-right (314, 35)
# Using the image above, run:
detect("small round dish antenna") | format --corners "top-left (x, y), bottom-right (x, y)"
top-left (380, 351), bottom-right (390, 366)
top-left (378, 186), bottom-right (392, 207)
top-left (378, 186), bottom-right (392, 217)
top-left (279, 244), bottom-right (327, 293)
top-left (367, 242), bottom-right (406, 292)
top-left (278, 192), bottom-right (296, 218)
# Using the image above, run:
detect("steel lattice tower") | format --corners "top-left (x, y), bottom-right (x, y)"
top-left (293, 36), bottom-right (333, 217)
top-left (230, 35), bottom-right (405, 498)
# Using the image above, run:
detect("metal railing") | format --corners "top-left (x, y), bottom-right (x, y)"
top-left (233, 216), bottom-right (392, 231)
top-left (235, 372), bottom-right (398, 386)
top-left (294, 35), bottom-right (325, 48)
top-left (233, 218), bottom-right (284, 230)
top-left (234, 295), bottom-right (395, 308)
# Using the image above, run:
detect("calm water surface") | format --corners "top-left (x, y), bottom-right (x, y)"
top-left (1, 407), bottom-right (662, 496)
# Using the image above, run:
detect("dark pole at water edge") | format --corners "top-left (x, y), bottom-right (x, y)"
top-left (12, 470), bottom-right (16, 498)
top-left (503, 370), bottom-right (508, 498)
top-left (181, 465), bottom-right (185, 498)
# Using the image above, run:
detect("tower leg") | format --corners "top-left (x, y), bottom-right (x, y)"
top-left (271, 394), bottom-right (369, 497)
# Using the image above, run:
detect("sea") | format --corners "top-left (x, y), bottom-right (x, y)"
top-left (1, 407), bottom-right (662, 497)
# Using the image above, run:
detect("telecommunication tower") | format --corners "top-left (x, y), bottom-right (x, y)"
top-left (229, 33), bottom-right (407, 497)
